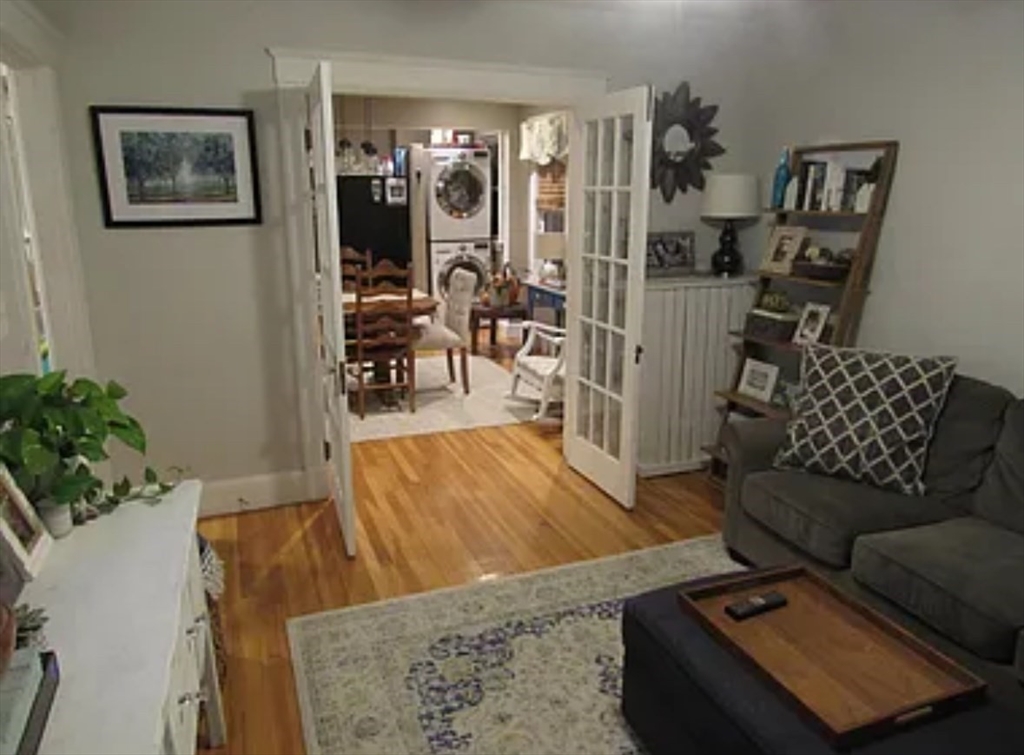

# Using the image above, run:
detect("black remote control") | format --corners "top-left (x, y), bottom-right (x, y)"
top-left (724, 591), bottom-right (788, 621)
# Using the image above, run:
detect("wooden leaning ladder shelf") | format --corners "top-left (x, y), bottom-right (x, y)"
top-left (706, 140), bottom-right (899, 484)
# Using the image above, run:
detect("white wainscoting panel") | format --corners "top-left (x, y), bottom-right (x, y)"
top-left (639, 277), bottom-right (755, 476)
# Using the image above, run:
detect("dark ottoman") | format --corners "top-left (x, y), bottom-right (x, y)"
top-left (621, 582), bottom-right (1024, 755)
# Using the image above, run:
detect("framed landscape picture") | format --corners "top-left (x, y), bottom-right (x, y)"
top-left (90, 106), bottom-right (261, 227)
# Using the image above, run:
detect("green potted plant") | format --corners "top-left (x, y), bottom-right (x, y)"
top-left (0, 371), bottom-right (171, 538)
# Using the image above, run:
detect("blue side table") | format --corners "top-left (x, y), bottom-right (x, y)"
top-left (524, 278), bottom-right (566, 327)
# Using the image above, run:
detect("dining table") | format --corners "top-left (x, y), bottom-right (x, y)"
top-left (341, 288), bottom-right (438, 317)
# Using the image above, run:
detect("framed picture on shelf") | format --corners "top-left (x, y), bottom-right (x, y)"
top-left (385, 177), bottom-right (408, 206)
top-left (737, 358), bottom-right (780, 404)
top-left (646, 231), bottom-right (696, 277)
top-left (793, 303), bottom-right (831, 345)
top-left (0, 465), bottom-right (51, 581)
top-left (90, 106), bottom-right (261, 227)
top-left (760, 226), bottom-right (808, 274)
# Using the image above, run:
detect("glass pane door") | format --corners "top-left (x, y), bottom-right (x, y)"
top-left (564, 88), bottom-right (652, 509)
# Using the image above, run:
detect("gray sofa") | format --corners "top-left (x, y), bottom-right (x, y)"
top-left (722, 375), bottom-right (1024, 708)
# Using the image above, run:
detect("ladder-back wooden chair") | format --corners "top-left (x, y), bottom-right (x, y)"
top-left (341, 246), bottom-right (372, 293)
top-left (353, 260), bottom-right (416, 418)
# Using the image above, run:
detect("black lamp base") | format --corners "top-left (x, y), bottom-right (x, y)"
top-left (711, 220), bottom-right (743, 277)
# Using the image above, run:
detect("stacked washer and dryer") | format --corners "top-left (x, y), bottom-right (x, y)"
top-left (428, 147), bottom-right (492, 296)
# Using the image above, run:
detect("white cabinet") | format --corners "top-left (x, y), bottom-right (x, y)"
top-left (639, 277), bottom-right (755, 476)
top-left (19, 481), bottom-right (225, 755)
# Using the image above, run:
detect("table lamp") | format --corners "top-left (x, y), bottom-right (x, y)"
top-left (536, 233), bottom-right (566, 284)
top-left (701, 173), bottom-right (761, 277)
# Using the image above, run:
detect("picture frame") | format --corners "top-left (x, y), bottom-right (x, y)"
top-left (0, 465), bottom-right (52, 581)
top-left (760, 225), bottom-right (808, 274)
top-left (385, 177), bottom-right (408, 206)
top-left (646, 230), bottom-right (697, 277)
top-left (90, 106), bottom-right (261, 227)
top-left (737, 358), bottom-right (780, 404)
top-left (793, 303), bottom-right (831, 345)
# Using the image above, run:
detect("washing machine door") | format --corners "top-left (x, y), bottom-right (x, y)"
top-left (434, 157), bottom-right (487, 220)
top-left (437, 253), bottom-right (488, 296)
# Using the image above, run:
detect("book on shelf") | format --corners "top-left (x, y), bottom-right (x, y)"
top-left (823, 160), bottom-right (846, 211)
top-left (796, 159), bottom-right (872, 213)
top-left (842, 169), bottom-right (870, 212)
top-left (800, 161), bottom-right (825, 211)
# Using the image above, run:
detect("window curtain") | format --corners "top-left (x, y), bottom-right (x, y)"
top-left (519, 111), bottom-right (568, 166)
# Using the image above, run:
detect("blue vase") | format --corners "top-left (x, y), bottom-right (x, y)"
top-left (771, 148), bottom-right (791, 209)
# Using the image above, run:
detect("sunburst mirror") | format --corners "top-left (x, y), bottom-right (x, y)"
top-left (650, 82), bottom-right (725, 202)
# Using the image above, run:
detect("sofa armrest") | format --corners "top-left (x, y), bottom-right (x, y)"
top-left (721, 418), bottom-right (788, 548)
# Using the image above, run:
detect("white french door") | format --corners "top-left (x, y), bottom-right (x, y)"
top-left (306, 61), bottom-right (357, 556)
top-left (563, 87), bottom-right (653, 509)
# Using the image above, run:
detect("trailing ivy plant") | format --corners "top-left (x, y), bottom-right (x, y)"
top-left (0, 371), bottom-right (174, 514)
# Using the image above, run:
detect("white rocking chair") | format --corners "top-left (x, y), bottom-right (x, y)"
top-left (508, 321), bottom-right (566, 421)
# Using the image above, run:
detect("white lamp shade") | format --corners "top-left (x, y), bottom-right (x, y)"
top-left (536, 233), bottom-right (566, 261)
top-left (701, 173), bottom-right (761, 219)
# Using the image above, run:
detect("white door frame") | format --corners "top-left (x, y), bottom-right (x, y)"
top-left (268, 50), bottom-right (608, 494)
top-left (0, 1), bottom-right (97, 380)
top-left (479, 129), bottom-right (511, 266)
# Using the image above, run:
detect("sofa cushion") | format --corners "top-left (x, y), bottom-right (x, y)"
top-left (972, 399), bottom-right (1024, 534)
top-left (923, 376), bottom-right (1014, 503)
top-left (852, 517), bottom-right (1024, 662)
top-left (742, 470), bottom-right (955, 567)
top-left (775, 344), bottom-right (957, 495)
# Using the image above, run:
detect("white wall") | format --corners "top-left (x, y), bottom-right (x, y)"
top-left (741, 1), bottom-right (1024, 393)
top-left (34, 0), bottom-right (763, 494)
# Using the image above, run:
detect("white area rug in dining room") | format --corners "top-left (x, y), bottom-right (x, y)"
top-left (349, 355), bottom-right (541, 443)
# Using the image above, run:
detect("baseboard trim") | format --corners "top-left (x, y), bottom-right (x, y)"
top-left (637, 459), bottom-right (706, 478)
top-left (200, 469), bottom-right (326, 518)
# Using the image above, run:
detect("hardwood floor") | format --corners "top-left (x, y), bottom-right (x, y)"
top-left (198, 328), bottom-right (723, 755)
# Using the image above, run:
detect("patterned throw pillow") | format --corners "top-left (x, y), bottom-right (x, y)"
top-left (774, 345), bottom-right (957, 495)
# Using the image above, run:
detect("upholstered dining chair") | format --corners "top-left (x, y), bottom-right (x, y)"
top-left (413, 267), bottom-right (475, 394)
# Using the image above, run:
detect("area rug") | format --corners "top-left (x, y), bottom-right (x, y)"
top-left (349, 355), bottom-right (539, 443)
top-left (287, 536), bottom-right (740, 755)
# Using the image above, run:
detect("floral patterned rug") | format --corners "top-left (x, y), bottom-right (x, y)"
top-left (287, 536), bottom-right (740, 755)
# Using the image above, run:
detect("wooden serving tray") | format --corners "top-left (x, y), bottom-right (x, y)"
top-left (677, 566), bottom-right (987, 749)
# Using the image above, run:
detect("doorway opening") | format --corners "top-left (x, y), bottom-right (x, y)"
top-left (320, 90), bottom-right (572, 442)
top-left (280, 54), bottom-right (652, 557)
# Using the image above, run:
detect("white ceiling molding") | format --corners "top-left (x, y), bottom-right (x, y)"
top-left (267, 48), bottom-right (608, 105)
top-left (0, 0), bottom-right (63, 67)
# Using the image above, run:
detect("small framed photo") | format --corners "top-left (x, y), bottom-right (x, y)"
top-left (385, 177), bottom-right (408, 206)
top-left (737, 358), bottom-right (780, 404)
top-left (646, 231), bottom-right (696, 277)
top-left (90, 106), bottom-right (261, 227)
top-left (0, 465), bottom-right (52, 581)
top-left (760, 226), bottom-right (808, 274)
top-left (793, 303), bottom-right (831, 345)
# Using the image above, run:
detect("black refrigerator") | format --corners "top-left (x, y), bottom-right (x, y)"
top-left (336, 176), bottom-right (411, 266)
